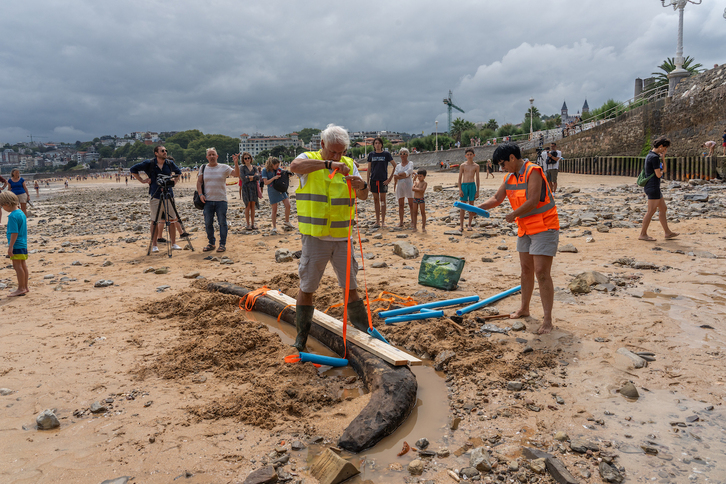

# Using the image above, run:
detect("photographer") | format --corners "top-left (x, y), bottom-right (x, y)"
top-left (545, 143), bottom-right (561, 193)
top-left (261, 157), bottom-right (293, 235)
top-left (130, 145), bottom-right (183, 253)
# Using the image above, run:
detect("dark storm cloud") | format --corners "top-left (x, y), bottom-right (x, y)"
top-left (0, 0), bottom-right (723, 143)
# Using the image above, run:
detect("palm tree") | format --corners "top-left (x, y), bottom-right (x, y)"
top-left (650, 56), bottom-right (703, 90)
top-left (450, 117), bottom-right (476, 142)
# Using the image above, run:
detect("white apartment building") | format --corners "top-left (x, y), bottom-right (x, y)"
top-left (239, 133), bottom-right (303, 156)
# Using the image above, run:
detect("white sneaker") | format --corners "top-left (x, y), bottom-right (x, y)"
top-left (172, 244), bottom-right (182, 250)
top-left (151, 246), bottom-right (159, 253)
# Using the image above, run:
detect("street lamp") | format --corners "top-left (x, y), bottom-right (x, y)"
top-left (435, 120), bottom-right (438, 152)
top-left (529, 97), bottom-right (534, 140)
top-left (661, 0), bottom-right (701, 96)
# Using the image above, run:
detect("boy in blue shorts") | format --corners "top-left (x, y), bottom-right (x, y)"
top-left (1, 192), bottom-right (29, 297)
top-left (458, 148), bottom-right (480, 232)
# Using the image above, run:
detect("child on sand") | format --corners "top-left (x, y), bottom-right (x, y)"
top-left (458, 148), bottom-right (480, 232)
top-left (412, 170), bottom-right (428, 232)
top-left (1, 192), bottom-right (29, 297)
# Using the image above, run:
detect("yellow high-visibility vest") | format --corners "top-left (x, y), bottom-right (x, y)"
top-left (296, 151), bottom-right (355, 238)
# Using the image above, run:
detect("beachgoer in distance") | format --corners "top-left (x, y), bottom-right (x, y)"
top-left (458, 148), bottom-right (480, 232)
top-left (367, 137), bottom-right (395, 228)
top-left (34, 180), bottom-right (39, 198)
top-left (197, 147), bottom-right (239, 253)
top-left (485, 159), bottom-right (494, 179)
top-left (412, 170), bottom-right (428, 232)
top-left (477, 143), bottom-right (560, 334)
top-left (702, 140), bottom-right (717, 157)
top-left (0, 174), bottom-right (7, 226)
top-left (261, 156), bottom-right (293, 235)
top-left (129, 145), bottom-right (183, 253)
top-left (8, 169), bottom-right (30, 216)
top-left (722, 129), bottom-right (726, 156)
top-left (545, 142), bottom-right (561, 193)
top-left (1, 191), bottom-right (29, 297)
top-left (393, 148), bottom-right (415, 228)
top-left (639, 137), bottom-right (679, 242)
top-left (239, 152), bottom-right (259, 230)
top-left (289, 124), bottom-right (370, 352)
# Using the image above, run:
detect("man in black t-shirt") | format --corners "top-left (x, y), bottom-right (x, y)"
top-left (639, 137), bottom-right (678, 242)
top-left (366, 137), bottom-right (396, 228)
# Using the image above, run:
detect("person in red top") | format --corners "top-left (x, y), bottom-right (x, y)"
top-left (478, 143), bottom-right (560, 334)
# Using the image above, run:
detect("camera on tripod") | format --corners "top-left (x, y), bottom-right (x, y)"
top-left (157, 174), bottom-right (175, 189)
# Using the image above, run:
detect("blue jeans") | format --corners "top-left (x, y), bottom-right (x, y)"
top-left (203, 201), bottom-right (228, 246)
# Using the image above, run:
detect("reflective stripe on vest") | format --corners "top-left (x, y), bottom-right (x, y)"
top-left (505, 161), bottom-right (559, 236)
top-left (295, 151), bottom-right (355, 238)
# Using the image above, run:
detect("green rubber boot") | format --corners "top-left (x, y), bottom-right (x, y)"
top-left (292, 305), bottom-right (315, 352)
top-left (347, 299), bottom-right (370, 333)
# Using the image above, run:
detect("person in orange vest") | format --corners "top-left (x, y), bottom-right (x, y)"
top-left (477, 143), bottom-right (559, 334)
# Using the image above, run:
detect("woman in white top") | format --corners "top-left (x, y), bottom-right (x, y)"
top-left (197, 147), bottom-right (240, 252)
top-left (393, 148), bottom-right (415, 228)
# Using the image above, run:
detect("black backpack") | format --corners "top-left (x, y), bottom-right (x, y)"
top-left (272, 170), bottom-right (290, 193)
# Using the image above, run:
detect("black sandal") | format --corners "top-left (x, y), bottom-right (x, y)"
top-left (203, 245), bottom-right (215, 252)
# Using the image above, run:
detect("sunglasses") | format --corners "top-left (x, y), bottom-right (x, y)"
top-left (159, 149), bottom-right (167, 152)
top-left (243, 156), bottom-right (252, 160)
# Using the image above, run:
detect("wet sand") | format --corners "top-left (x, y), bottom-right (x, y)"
top-left (1, 172), bottom-right (725, 483)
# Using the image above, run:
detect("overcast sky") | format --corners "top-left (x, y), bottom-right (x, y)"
top-left (1, 0), bottom-right (724, 144)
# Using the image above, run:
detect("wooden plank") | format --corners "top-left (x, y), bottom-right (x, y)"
top-left (264, 290), bottom-right (422, 366)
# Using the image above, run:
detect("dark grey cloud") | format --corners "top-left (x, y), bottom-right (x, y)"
top-left (1, 0), bottom-right (724, 143)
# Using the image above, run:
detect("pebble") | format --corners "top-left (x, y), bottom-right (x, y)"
top-left (619, 381), bottom-right (640, 399)
top-left (154, 267), bottom-right (169, 274)
top-left (511, 321), bottom-right (526, 331)
top-left (275, 249), bottom-right (294, 263)
top-left (94, 280), bottom-right (114, 288)
top-left (415, 437), bottom-right (429, 449)
top-left (529, 458), bottom-right (546, 474)
top-left (554, 431), bottom-right (568, 441)
top-left (183, 271), bottom-right (200, 279)
top-left (36, 409), bottom-right (60, 430)
top-left (371, 261), bottom-right (388, 268)
top-left (156, 285), bottom-right (171, 292)
top-left (507, 381), bottom-right (524, 391)
top-left (0, 388), bottom-right (13, 396)
top-left (143, 267), bottom-right (155, 273)
top-left (408, 459), bottom-right (424, 475)
top-left (101, 260), bottom-right (113, 267)
top-left (43, 274), bottom-right (55, 280)
top-left (90, 402), bottom-right (107, 413)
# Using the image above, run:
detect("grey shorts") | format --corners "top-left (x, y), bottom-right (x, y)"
top-left (516, 229), bottom-right (559, 257)
top-left (299, 235), bottom-right (358, 293)
top-left (546, 169), bottom-right (558, 184)
top-left (150, 197), bottom-right (178, 222)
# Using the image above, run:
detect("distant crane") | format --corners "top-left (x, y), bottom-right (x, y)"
top-left (442, 90), bottom-right (465, 134)
top-left (27, 134), bottom-right (48, 144)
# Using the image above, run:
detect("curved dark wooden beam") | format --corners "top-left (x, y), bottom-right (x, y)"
top-left (206, 281), bottom-right (418, 453)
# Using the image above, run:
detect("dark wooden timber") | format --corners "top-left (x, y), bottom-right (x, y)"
top-left (206, 281), bottom-right (418, 453)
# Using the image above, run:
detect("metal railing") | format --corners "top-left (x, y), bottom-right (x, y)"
top-left (559, 154), bottom-right (718, 181)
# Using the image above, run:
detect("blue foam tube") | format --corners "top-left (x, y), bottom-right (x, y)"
top-left (454, 201), bottom-right (490, 218)
top-left (385, 310), bottom-right (445, 325)
top-left (299, 352), bottom-right (349, 367)
top-left (455, 286), bottom-right (522, 316)
top-left (368, 327), bottom-right (390, 345)
top-left (378, 295), bottom-right (480, 319)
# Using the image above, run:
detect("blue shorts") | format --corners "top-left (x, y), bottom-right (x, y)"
top-left (460, 182), bottom-right (477, 202)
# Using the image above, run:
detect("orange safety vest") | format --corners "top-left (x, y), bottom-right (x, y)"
top-left (505, 161), bottom-right (559, 237)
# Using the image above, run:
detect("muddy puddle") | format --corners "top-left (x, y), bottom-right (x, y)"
top-left (248, 310), bottom-right (460, 483)
top-left (594, 388), bottom-right (726, 482)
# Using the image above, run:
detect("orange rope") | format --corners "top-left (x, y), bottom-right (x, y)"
top-left (354, 193), bottom-right (374, 330)
top-left (277, 304), bottom-right (294, 322)
top-left (239, 285), bottom-right (270, 312)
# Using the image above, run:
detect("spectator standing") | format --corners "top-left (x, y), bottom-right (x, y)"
top-left (0, 174), bottom-right (7, 225)
top-left (545, 142), bottom-right (561, 193)
top-left (366, 137), bottom-right (395, 228)
top-left (1, 191), bottom-right (29, 297)
top-left (261, 157), bottom-right (293, 234)
top-left (393, 148), bottom-right (415, 228)
top-left (722, 129), bottom-right (726, 156)
top-left (639, 138), bottom-right (679, 242)
top-left (8, 169), bottom-right (30, 215)
top-left (197, 147), bottom-right (239, 253)
top-left (239, 152), bottom-right (259, 230)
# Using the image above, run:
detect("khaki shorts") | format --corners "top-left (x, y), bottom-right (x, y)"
top-left (546, 169), bottom-right (558, 184)
top-left (149, 197), bottom-right (178, 222)
top-left (298, 235), bottom-right (358, 293)
top-left (516, 229), bottom-right (559, 257)
top-left (17, 193), bottom-right (28, 204)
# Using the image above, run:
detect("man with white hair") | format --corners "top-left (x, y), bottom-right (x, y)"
top-left (289, 124), bottom-right (370, 352)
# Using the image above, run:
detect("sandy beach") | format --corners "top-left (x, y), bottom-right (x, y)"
top-left (1, 170), bottom-right (725, 483)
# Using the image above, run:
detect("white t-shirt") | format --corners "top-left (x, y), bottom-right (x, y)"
top-left (394, 161), bottom-right (414, 199)
top-left (201, 163), bottom-right (234, 201)
top-left (295, 152), bottom-right (362, 241)
top-left (545, 150), bottom-right (561, 171)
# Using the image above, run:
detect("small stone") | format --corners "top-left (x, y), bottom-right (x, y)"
top-left (497, 245), bottom-right (508, 250)
top-left (275, 249), bottom-right (294, 263)
top-left (371, 261), bottom-right (388, 268)
top-left (619, 382), bottom-right (639, 399)
top-left (94, 280), bottom-right (114, 288)
top-left (408, 459), bottom-right (424, 475)
top-left (242, 465), bottom-right (278, 484)
top-left (36, 409), bottom-right (60, 430)
top-left (71, 261), bottom-right (82, 266)
top-left (481, 257), bottom-right (494, 262)
top-left (569, 438), bottom-right (589, 453)
top-left (450, 417), bottom-right (462, 430)
top-left (184, 271), bottom-right (200, 279)
top-left (291, 440), bottom-right (305, 451)
top-left (616, 348), bottom-right (647, 369)
top-left (596, 224), bottom-right (610, 233)
top-left (154, 267), bottom-right (169, 274)
top-left (100, 478), bottom-right (132, 484)
top-left (156, 285), bottom-right (171, 292)
top-left (470, 447), bottom-right (494, 472)
top-left (568, 278), bottom-right (591, 294)
top-left (101, 260), bottom-right (113, 267)
top-left (90, 402), bottom-right (107, 413)
top-left (437, 447), bottom-right (450, 458)
top-left (507, 381), bottom-right (524, 391)
top-left (415, 437), bottom-right (429, 449)
top-left (460, 467), bottom-right (480, 479)
top-left (558, 243), bottom-right (578, 253)
top-left (599, 461), bottom-right (624, 483)
top-left (393, 241), bottom-right (419, 259)
top-left (508, 461), bottom-right (519, 472)
top-left (143, 267), bottom-right (155, 273)
top-left (434, 350), bottom-right (456, 371)
top-left (0, 388), bottom-right (13, 396)
top-left (511, 321), bottom-right (526, 331)
top-left (554, 431), bottom-right (568, 441)
top-left (529, 458), bottom-right (546, 474)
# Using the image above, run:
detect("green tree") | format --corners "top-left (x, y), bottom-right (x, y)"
top-left (254, 150), bottom-right (271, 165)
top-left (650, 56), bottom-right (703, 90)
top-left (450, 117), bottom-right (476, 142)
top-left (99, 146), bottom-right (114, 158)
top-left (496, 124), bottom-right (521, 138)
top-left (297, 128), bottom-right (321, 144)
top-left (270, 145), bottom-right (288, 159)
top-left (485, 119), bottom-right (499, 131)
top-left (166, 129), bottom-right (204, 149)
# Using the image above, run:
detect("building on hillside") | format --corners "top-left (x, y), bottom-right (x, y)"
top-left (582, 99), bottom-right (589, 116)
top-left (239, 133), bottom-right (303, 156)
top-left (560, 101), bottom-right (585, 127)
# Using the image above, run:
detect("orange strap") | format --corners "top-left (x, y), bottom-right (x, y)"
top-left (277, 304), bottom-right (294, 322)
top-left (240, 285), bottom-right (270, 312)
top-left (340, 179), bottom-right (354, 358)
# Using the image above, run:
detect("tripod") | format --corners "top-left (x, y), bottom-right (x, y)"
top-left (146, 184), bottom-right (194, 257)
